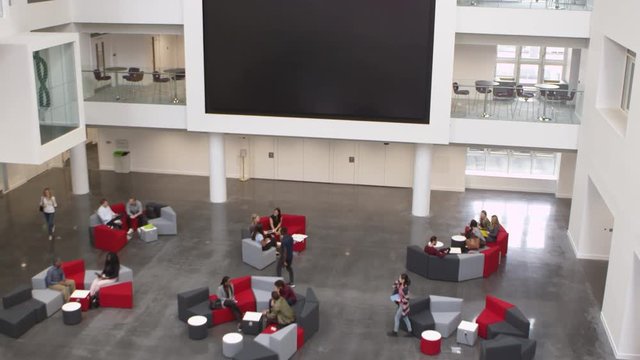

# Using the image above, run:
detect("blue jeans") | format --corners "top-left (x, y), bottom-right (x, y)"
top-left (393, 306), bottom-right (411, 333)
top-left (43, 212), bottom-right (55, 235)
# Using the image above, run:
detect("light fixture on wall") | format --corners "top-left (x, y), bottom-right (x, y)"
top-left (239, 149), bottom-right (249, 182)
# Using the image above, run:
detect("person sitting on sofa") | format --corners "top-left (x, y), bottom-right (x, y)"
top-left (465, 219), bottom-right (486, 247)
top-left (269, 207), bottom-right (283, 236)
top-left (424, 236), bottom-right (450, 258)
top-left (479, 210), bottom-right (491, 236)
top-left (89, 252), bottom-right (120, 307)
top-left (249, 214), bottom-right (260, 235)
top-left (486, 215), bottom-right (502, 243)
top-left (274, 279), bottom-right (297, 306)
top-left (97, 199), bottom-right (122, 229)
top-left (252, 223), bottom-right (278, 251)
top-left (125, 197), bottom-right (146, 236)
top-left (263, 291), bottom-right (295, 329)
top-left (45, 258), bottom-right (76, 302)
top-left (212, 276), bottom-right (242, 323)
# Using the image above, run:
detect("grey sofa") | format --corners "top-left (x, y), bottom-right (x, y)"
top-left (149, 206), bottom-right (177, 235)
top-left (251, 276), bottom-right (283, 311)
top-left (32, 264), bottom-right (133, 292)
top-left (177, 287), bottom-right (212, 327)
top-left (406, 245), bottom-right (485, 282)
top-left (0, 285), bottom-right (47, 338)
top-left (234, 339), bottom-right (278, 360)
top-left (481, 334), bottom-right (537, 360)
top-left (242, 238), bottom-right (277, 270)
top-left (400, 295), bottom-right (462, 338)
top-left (296, 287), bottom-right (320, 342)
top-left (255, 323), bottom-right (298, 360)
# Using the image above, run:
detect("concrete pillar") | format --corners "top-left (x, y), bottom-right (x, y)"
top-left (209, 132), bottom-right (227, 203)
top-left (412, 144), bottom-right (433, 217)
top-left (70, 143), bottom-right (90, 195)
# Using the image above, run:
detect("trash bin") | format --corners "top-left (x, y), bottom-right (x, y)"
top-left (113, 150), bottom-right (131, 173)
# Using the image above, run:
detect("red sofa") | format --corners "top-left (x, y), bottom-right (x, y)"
top-left (480, 246), bottom-right (500, 278)
top-left (61, 259), bottom-right (87, 290)
top-left (94, 203), bottom-right (129, 253)
top-left (476, 295), bottom-right (530, 339)
top-left (259, 214), bottom-right (307, 251)
top-left (100, 282), bottom-right (133, 309)
top-left (476, 295), bottom-right (514, 339)
top-left (207, 276), bottom-right (256, 326)
top-left (486, 226), bottom-right (509, 257)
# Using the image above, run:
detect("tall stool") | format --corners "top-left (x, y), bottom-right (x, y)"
top-left (62, 302), bottom-right (82, 325)
top-left (421, 330), bottom-right (442, 355)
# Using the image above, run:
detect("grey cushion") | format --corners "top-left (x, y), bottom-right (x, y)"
top-left (177, 287), bottom-right (209, 322)
top-left (148, 206), bottom-right (177, 235)
top-left (242, 238), bottom-right (276, 270)
top-left (89, 213), bottom-right (101, 243)
top-left (83, 265), bottom-right (133, 290)
top-left (488, 321), bottom-right (528, 339)
top-left (457, 253), bottom-right (485, 281)
top-left (299, 299), bottom-right (319, 342)
top-left (255, 323), bottom-right (297, 360)
top-left (429, 295), bottom-right (463, 313)
top-left (2, 285), bottom-right (33, 308)
top-left (406, 245), bottom-right (429, 278)
top-left (186, 302), bottom-right (212, 327)
top-left (252, 276), bottom-right (282, 293)
top-left (253, 289), bottom-right (273, 312)
top-left (31, 267), bottom-right (51, 290)
top-left (505, 307), bottom-right (530, 338)
top-left (234, 339), bottom-right (279, 360)
top-left (481, 334), bottom-right (536, 360)
top-left (401, 297), bottom-right (434, 338)
top-left (31, 289), bottom-right (64, 317)
top-left (305, 287), bottom-right (319, 304)
top-left (432, 311), bottom-right (461, 337)
top-left (427, 255), bottom-right (460, 282)
top-left (241, 228), bottom-right (251, 240)
top-left (0, 307), bottom-right (37, 338)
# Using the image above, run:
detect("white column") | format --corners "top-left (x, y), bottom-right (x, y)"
top-left (70, 142), bottom-right (90, 195)
top-left (209, 132), bottom-right (227, 203)
top-left (412, 144), bottom-right (433, 217)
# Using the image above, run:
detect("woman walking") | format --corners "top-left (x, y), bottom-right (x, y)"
top-left (388, 273), bottom-right (413, 337)
top-left (40, 188), bottom-right (57, 240)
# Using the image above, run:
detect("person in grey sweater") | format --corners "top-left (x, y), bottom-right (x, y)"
top-left (213, 276), bottom-right (242, 322)
top-left (125, 197), bottom-right (147, 235)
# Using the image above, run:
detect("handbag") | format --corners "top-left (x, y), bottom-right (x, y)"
top-left (39, 205), bottom-right (44, 212)
top-left (209, 298), bottom-right (223, 310)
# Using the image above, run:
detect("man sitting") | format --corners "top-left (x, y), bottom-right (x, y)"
top-left (274, 280), bottom-right (297, 306)
top-left (424, 236), bottom-right (450, 258)
top-left (45, 258), bottom-right (76, 302)
top-left (263, 291), bottom-right (296, 329)
top-left (97, 199), bottom-right (122, 229)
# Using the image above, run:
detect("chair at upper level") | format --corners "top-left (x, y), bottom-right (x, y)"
top-left (123, 67), bottom-right (145, 98)
top-left (452, 82), bottom-right (470, 115)
top-left (492, 82), bottom-right (516, 117)
top-left (152, 71), bottom-right (170, 100)
top-left (93, 69), bottom-right (112, 87)
top-left (513, 85), bottom-right (536, 118)
top-left (547, 89), bottom-right (576, 120)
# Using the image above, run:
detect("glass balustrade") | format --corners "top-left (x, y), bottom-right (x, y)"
top-left (457, 0), bottom-right (592, 11)
top-left (451, 81), bottom-right (583, 124)
top-left (82, 68), bottom-right (186, 105)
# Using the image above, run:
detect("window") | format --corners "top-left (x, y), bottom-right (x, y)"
top-left (466, 148), bottom-right (560, 178)
top-left (622, 50), bottom-right (635, 112)
top-left (495, 45), bottom-right (568, 85)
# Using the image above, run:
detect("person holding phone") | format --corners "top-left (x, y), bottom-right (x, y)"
top-left (89, 252), bottom-right (120, 307)
top-left (40, 188), bottom-right (57, 241)
top-left (388, 273), bottom-right (412, 337)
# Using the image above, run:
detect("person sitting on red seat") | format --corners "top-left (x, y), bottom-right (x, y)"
top-left (424, 236), bottom-right (450, 258)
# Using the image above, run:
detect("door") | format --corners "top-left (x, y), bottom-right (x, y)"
top-left (276, 137), bottom-right (304, 181)
top-left (355, 141), bottom-right (386, 186)
top-left (331, 141), bottom-right (356, 184)
top-left (302, 138), bottom-right (331, 183)
top-left (250, 136), bottom-right (276, 179)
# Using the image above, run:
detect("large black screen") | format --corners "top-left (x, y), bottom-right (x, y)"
top-left (202, 0), bottom-right (436, 124)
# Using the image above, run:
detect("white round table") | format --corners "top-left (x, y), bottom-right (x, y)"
top-left (476, 80), bottom-right (499, 117)
top-left (187, 315), bottom-right (208, 340)
top-left (62, 302), bottom-right (82, 325)
top-left (534, 83), bottom-right (560, 121)
top-left (222, 332), bottom-right (244, 357)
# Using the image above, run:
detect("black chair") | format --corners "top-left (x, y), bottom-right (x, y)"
top-left (452, 82), bottom-right (470, 114)
top-left (123, 67), bottom-right (144, 97)
top-left (93, 69), bottom-right (111, 81)
top-left (514, 85), bottom-right (535, 117)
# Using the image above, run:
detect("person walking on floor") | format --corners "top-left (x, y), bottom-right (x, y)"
top-left (276, 227), bottom-right (294, 287)
top-left (40, 187), bottom-right (57, 240)
top-left (45, 258), bottom-right (76, 302)
top-left (388, 273), bottom-right (413, 337)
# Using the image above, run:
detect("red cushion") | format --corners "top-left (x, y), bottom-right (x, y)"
top-left (486, 295), bottom-right (514, 315)
top-left (480, 246), bottom-right (500, 278)
top-left (100, 281), bottom-right (133, 308)
top-left (233, 276), bottom-right (252, 294)
top-left (94, 225), bottom-right (128, 252)
top-left (297, 326), bottom-right (304, 349)
top-left (496, 227), bottom-right (509, 256)
top-left (258, 217), bottom-right (271, 230)
top-left (282, 214), bottom-right (306, 235)
top-left (476, 295), bottom-right (515, 338)
top-left (235, 290), bottom-right (256, 313)
top-left (110, 203), bottom-right (126, 215)
top-left (62, 259), bottom-right (85, 290)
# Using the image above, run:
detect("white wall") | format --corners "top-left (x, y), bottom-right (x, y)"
top-left (453, 44), bottom-right (497, 83)
top-left (567, 0), bottom-right (640, 357)
top-left (431, 145), bottom-right (466, 192)
top-left (0, 0), bottom-right (71, 38)
top-left (70, 0), bottom-right (183, 25)
top-left (5, 156), bottom-right (64, 191)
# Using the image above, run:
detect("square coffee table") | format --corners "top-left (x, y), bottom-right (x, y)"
top-left (70, 290), bottom-right (91, 311)
top-left (241, 311), bottom-right (264, 335)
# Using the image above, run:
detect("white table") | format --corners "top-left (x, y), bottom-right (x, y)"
top-left (534, 83), bottom-right (560, 121)
top-left (222, 332), bottom-right (244, 357)
top-left (456, 320), bottom-right (479, 346)
top-left (187, 315), bottom-right (208, 340)
top-left (241, 311), bottom-right (264, 335)
top-left (476, 80), bottom-right (499, 118)
top-left (104, 66), bottom-right (127, 100)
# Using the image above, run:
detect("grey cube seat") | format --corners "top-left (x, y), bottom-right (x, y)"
top-left (457, 253), bottom-right (485, 281)
top-left (400, 297), bottom-right (435, 338)
top-left (255, 323), bottom-right (297, 360)
top-left (0, 285), bottom-right (46, 338)
top-left (242, 238), bottom-right (277, 270)
top-left (148, 206), bottom-right (177, 235)
top-left (234, 339), bottom-right (279, 360)
top-left (481, 334), bottom-right (537, 360)
top-left (31, 289), bottom-right (64, 317)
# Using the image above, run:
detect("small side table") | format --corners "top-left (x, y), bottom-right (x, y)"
top-left (451, 234), bottom-right (466, 249)
top-left (222, 332), bottom-right (244, 358)
top-left (421, 330), bottom-right (442, 355)
top-left (140, 224), bottom-right (158, 243)
top-left (241, 311), bottom-right (264, 335)
top-left (188, 315), bottom-right (208, 340)
top-left (62, 302), bottom-right (82, 325)
top-left (457, 320), bottom-right (479, 346)
top-left (292, 234), bottom-right (308, 252)
top-left (70, 290), bottom-right (91, 311)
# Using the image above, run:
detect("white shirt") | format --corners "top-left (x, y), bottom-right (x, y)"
top-left (254, 233), bottom-right (264, 244)
top-left (97, 205), bottom-right (116, 224)
top-left (40, 196), bottom-right (57, 214)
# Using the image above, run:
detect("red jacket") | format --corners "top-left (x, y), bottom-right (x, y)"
top-left (279, 285), bottom-right (297, 305)
top-left (424, 245), bottom-right (446, 258)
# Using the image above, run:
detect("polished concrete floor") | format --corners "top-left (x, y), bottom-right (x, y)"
top-left (0, 164), bottom-right (614, 359)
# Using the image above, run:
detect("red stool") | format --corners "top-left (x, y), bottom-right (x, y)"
top-left (292, 234), bottom-right (307, 252)
top-left (296, 326), bottom-right (304, 349)
top-left (100, 282), bottom-right (134, 308)
top-left (420, 330), bottom-right (442, 355)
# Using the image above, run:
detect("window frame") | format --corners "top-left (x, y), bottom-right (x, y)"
top-left (495, 45), bottom-right (568, 85)
top-left (621, 49), bottom-right (635, 112)
top-left (465, 147), bottom-right (560, 180)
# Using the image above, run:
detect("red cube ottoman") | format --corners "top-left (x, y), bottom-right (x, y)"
top-left (100, 281), bottom-right (133, 309)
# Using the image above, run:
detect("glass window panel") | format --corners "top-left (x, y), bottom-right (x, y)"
top-left (486, 149), bottom-right (509, 173)
top-left (544, 65), bottom-right (563, 82)
top-left (509, 151), bottom-right (532, 175)
top-left (466, 148), bottom-right (486, 171)
top-left (496, 63), bottom-right (516, 78)
top-left (518, 64), bottom-right (539, 84)
top-left (521, 46), bottom-right (541, 60)
top-left (497, 45), bottom-right (517, 59)
top-left (532, 153), bottom-right (556, 176)
top-left (622, 53), bottom-right (635, 111)
top-left (545, 47), bottom-right (566, 61)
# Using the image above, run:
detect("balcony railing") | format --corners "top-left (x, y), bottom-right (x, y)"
top-left (82, 68), bottom-right (186, 105)
top-left (457, 0), bottom-right (592, 11)
top-left (451, 81), bottom-right (583, 124)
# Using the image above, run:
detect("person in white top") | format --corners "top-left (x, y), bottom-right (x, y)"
top-left (40, 188), bottom-right (57, 241)
top-left (97, 199), bottom-right (122, 229)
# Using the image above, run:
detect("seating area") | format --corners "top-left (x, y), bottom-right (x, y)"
top-left (406, 245), bottom-right (500, 282)
top-left (400, 295), bottom-right (463, 338)
top-left (177, 276), bottom-right (320, 360)
top-left (241, 213), bottom-right (307, 269)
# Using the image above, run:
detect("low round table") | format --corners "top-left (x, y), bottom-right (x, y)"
top-left (451, 234), bottom-right (466, 248)
top-left (62, 302), bottom-right (82, 325)
top-left (222, 332), bottom-right (244, 358)
top-left (187, 315), bottom-right (208, 340)
top-left (421, 330), bottom-right (442, 355)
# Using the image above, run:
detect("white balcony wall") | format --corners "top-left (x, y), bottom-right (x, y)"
top-left (70, 0), bottom-right (183, 25)
top-left (84, 103), bottom-right (186, 129)
top-left (456, 7), bottom-right (590, 38)
top-left (0, 0), bottom-right (71, 38)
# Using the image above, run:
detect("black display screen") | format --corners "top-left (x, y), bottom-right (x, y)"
top-left (202, 0), bottom-right (436, 124)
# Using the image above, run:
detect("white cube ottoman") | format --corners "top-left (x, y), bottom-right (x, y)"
top-left (140, 224), bottom-right (158, 243)
top-left (222, 332), bottom-right (244, 358)
top-left (457, 320), bottom-right (478, 346)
